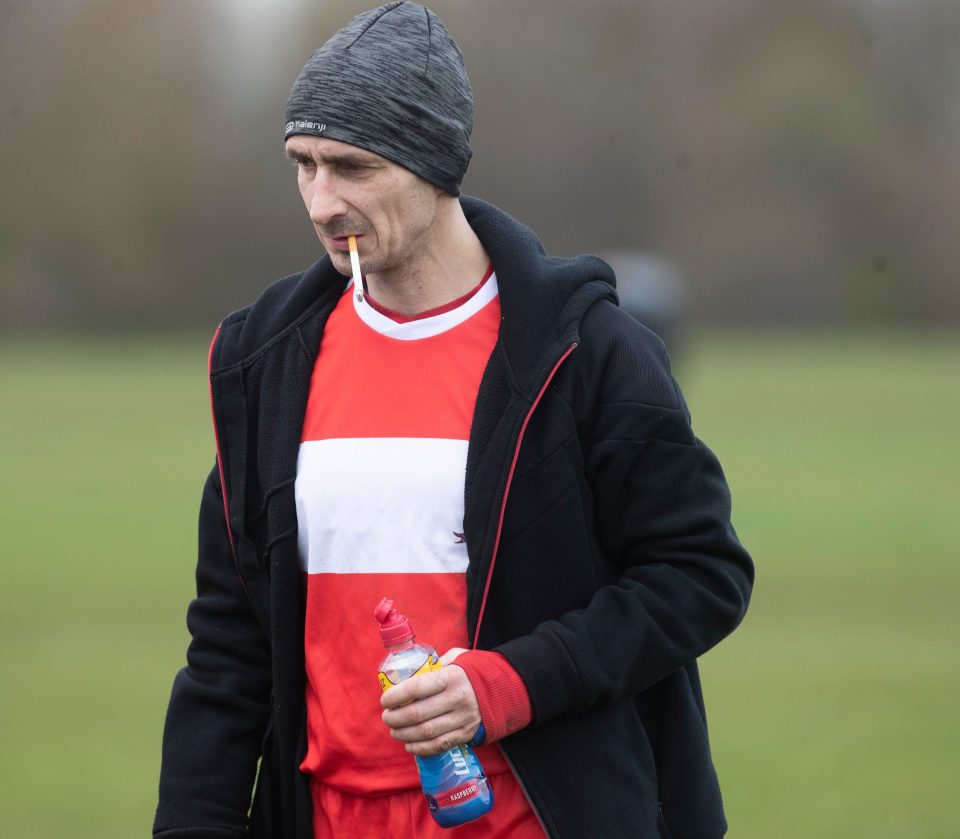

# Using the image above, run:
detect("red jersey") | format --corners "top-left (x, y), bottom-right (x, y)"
top-left (295, 269), bottom-right (511, 794)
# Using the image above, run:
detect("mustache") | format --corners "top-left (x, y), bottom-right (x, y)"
top-left (320, 218), bottom-right (370, 238)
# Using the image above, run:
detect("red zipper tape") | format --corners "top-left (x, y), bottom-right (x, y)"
top-left (207, 324), bottom-right (241, 578)
top-left (471, 342), bottom-right (578, 649)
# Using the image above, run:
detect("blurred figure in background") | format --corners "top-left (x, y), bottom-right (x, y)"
top-left (154, 3), bottom-right (753, 837)
top-left (601, 249), bottom-right (688, 357)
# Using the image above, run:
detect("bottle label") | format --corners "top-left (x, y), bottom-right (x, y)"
top-left (427, 779), bottom-right (484, 810)
top-left (378, 653), bottom-right (442, 692)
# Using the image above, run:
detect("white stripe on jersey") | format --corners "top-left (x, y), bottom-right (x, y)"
top-left (295, 437), bottom-right (470, 575)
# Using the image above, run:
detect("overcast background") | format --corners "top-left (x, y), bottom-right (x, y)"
top-left (2, 0), bottom-right (958, 332)
top-left (1, 3), bottom-right (958, 838)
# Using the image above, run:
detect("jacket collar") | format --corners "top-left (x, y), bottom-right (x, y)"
top-left (214, 196), bottom-right (617, 399)
top-left (462, 196), bottom-right (617, 398)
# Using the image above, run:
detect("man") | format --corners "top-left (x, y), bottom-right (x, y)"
top-left (155, 3), bottom-right (753, 838)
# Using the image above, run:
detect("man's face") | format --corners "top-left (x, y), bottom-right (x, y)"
top-left (285, 135), bottom-right (443, 280)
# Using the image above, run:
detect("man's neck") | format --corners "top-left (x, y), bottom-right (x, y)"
top-left (363, 200), bottom-right (490, 317)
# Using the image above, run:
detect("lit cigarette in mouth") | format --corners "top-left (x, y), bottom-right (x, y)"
top-left (348, 235), bottom-right (363, 301)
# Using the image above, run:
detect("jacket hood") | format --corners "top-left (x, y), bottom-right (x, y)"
top-left (461, 195), bottom-right (617, 397)
top-left (213, 195), bottom-right (618, 396)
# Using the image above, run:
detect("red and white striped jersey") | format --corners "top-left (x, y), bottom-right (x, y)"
top-left (295, 268), bottom-right (511, 794)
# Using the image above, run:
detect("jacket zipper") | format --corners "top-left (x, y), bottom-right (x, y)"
top-left (471, 341), bottom-right (578, 650)
top-left (207, 323), bottom-right (242, 583)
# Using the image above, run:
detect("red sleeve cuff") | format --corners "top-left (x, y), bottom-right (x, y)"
top-left (454, 650), bottom-right (532, 744)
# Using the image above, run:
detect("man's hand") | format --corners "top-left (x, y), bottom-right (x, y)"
top-left (380, 647), bottom-right (481, 756)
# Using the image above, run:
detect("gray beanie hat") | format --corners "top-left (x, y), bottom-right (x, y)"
top-left (285, 2), bottom-right (474, 196)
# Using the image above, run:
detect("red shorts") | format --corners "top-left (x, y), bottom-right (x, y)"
top-left (311, 770), bottom-right (546, 838)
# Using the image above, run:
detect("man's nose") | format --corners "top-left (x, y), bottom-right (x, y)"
top-left (307, 176), bottom-right (349, 227)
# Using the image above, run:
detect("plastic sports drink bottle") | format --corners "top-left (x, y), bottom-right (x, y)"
top-left (373, 598), bottom-right (494, 828)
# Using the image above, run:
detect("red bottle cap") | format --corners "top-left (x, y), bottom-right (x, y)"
top-left (373, 597), bottom-right (414, 646)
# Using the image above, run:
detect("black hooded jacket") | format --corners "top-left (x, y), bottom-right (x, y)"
top-left (155, 196), bottom-right (753, 839)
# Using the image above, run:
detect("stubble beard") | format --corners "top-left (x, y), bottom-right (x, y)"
top-left (323, 242), bottom-right (391, 280)
top-left (315, 216), bottom-right (378, 278)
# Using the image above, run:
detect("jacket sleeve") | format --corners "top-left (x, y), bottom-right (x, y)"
top-left (154, 464), bottom-right (272, 838)
top-left (494, 302), bottom-right (754, 724)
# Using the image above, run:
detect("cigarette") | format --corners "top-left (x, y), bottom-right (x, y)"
top-left (349, 235), bottom-right (363, 301)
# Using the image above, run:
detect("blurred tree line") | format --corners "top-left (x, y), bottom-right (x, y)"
top-left (1, 0), bottom-right (957, 331)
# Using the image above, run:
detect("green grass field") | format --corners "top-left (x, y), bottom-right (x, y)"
top-left (1, 330), bottom-right (957, 838)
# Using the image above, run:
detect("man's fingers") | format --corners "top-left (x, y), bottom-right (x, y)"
top-left (387, 710), bottom-right (481, 757)
top-left (382, 692), bottom-right (446, 729)
top-left (404, 726), bottom-right (482, 757)
top-left (382, 681), bottom-right (474, 730)
top-left (380, 668), bottom-right (448, 709)
top-left (378, 663), bottom-right (481, 756)
top-left (386, 707), bottom-right (477, 743)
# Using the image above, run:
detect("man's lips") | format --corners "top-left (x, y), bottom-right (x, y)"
top-left (325, 233), bottom-right (364, 252)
